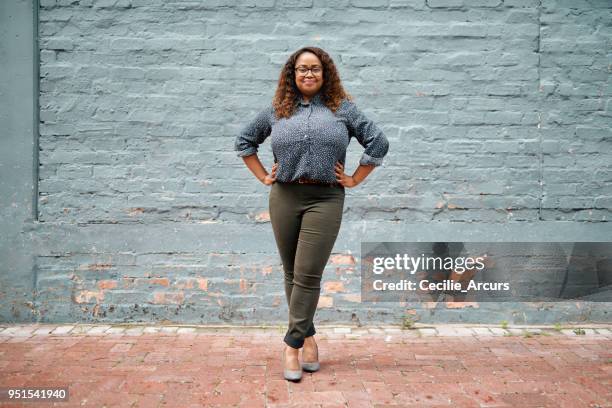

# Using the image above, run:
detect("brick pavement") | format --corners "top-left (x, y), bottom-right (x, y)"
top-left (0, 324), bottom-right (610, 408)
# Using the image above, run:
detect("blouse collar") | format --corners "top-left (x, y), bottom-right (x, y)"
top-left (299, 92), bottom-right (323, 106)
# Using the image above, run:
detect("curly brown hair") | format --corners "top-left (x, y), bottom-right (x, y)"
top-left (272, 46), bottom-right (353, 119)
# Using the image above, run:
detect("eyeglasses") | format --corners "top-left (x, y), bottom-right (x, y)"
top-left (295, 66), bottom-right (323, 76)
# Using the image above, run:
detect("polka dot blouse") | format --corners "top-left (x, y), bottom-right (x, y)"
top-left (234, 92), bottom-right (389, 184)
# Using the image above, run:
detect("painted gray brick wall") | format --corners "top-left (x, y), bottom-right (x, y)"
top-left (36, 0), bottom-right (611, 224)
top-left (2, 0), bottom-right (611, 324)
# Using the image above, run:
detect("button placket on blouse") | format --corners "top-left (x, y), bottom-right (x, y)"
top-left (305, 103), bottom-right (313, 154)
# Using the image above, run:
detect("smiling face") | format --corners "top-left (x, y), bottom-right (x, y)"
top-left (294, 51), bottom-right (324, 101)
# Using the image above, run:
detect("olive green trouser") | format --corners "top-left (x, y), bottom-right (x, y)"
top-left (269, 181), bottom-right (345, 349)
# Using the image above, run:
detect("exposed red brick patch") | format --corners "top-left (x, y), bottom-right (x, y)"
top-left (151, 278), bottom-right (170, 287)
top-left (127, 207), bottom-right (144, 216)
top-left (446, 301), bottom-right (479, 309)
top-left (152, 292), bottom-right (184, 304)
top-left (197, 278), bottom-right (208, 291)
top-left (330, 254), bottom-right (356, 265)
top-left (255, 211), bottom-right (270, 222)
top-left (317, 296), bottom-right (333, 308)
top-left (74, 290), bottom-right (105, 303)
top-left (97, 280), bottom-right (117, 290)
top-left (324, 281), bottom-right (345, 293)
top-left (335, 266), bottom-right (356, 275)
top-left (239, 279), bottom-right (249, 294)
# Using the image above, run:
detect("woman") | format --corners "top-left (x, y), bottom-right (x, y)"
top-left (234, 46), bottom-right (389, 381)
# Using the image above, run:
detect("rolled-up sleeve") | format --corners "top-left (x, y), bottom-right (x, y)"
top-left (234, 106), bottom-right (273, 157)
top-left (345, 101), bottom-right (389, 167)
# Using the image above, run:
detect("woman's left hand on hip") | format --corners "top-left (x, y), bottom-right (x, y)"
top-left (335, 161), bottom-right (358, 188)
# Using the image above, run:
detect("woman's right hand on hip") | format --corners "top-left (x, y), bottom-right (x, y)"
top-left (262, 163), bottom-right (278, 185)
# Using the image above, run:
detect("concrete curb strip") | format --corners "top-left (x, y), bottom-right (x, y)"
top-left (0, 323), bottom-right (609, 338)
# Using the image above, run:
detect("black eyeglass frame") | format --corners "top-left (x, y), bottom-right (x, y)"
top-left (294, 66), bottom-right (323, 76)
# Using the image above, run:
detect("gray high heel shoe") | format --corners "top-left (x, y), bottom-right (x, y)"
top-left (301, 341), bottom-right (320, 372)
top-left (301, 360), bottom-right (320, 372)
top-left (282, 348), bottom-right (302, 381)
